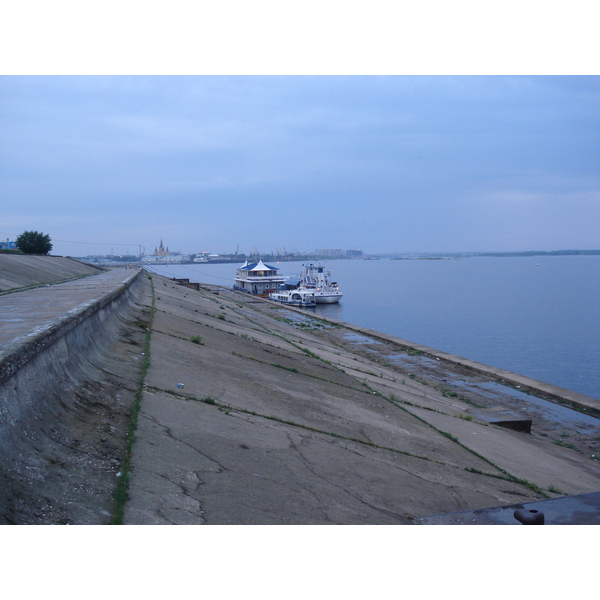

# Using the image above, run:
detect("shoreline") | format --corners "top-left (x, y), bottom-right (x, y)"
top-left (307, 308), bottom-right (600, 415)
top-left (208, 283), bottom-right (600, 413)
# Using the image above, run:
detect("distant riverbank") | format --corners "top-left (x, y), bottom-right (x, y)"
top-left (75, 248), bottom-right (600, 268)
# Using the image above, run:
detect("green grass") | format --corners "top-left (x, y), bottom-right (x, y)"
top-left (271, 363), bottom-right (299, 373)
top-left (455, 413), bottom-right (474, 421)
top-left (553, 439), bottom-right (577, 451)
top-left (385, 392), bottom-right (547, 497)
top-left (110, 277), bottom-right (156, 524)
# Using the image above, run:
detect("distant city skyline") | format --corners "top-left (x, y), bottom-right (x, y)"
top-left (2, 76), bottom-right (599, 257)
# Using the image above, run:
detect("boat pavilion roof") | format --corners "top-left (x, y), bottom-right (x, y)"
top-left (239, 260), bottom-right (278, 272)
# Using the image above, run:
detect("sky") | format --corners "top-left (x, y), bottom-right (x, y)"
top-left (1, 75), bottom-right (599, 257)
top-left (1, 4), bottom-right (599, 259)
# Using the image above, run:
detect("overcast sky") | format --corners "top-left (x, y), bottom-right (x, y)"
top-left (1, 75), bottom-right (599, 256)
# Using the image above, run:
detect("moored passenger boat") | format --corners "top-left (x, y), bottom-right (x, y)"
top-left (269, 286), bottom-right (316, 307)
top-left (233, 259), bottom-right (285, 297)
top-left (297, 263), bottom-right (343, 303)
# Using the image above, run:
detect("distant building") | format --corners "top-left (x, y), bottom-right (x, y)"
top-left (140, 240), bottom-right (190, 264)
top-left (315, 248), bottom-right (363, 258)
top-left (154, 239), bottom-right (171, 256)
top-left (0, 238), bottom-right (17, 250)
top-left (142, 254), bottom-right (189, 264)
top-left (193, 253), bottom-right (222, 262)
top-left (315, 249), bottom-right (344, 257)
top-left (346, 249), bottom-right (363, 258)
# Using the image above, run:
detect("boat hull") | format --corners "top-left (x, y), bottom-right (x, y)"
top-left (271, 298), bottom-right (316, 307)
top-left (315, 293), bottom-right (342, 304)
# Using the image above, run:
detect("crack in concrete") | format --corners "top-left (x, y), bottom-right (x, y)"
top-left (283, 432), bottom-right (407, 523)
top-left (138, 409), bottom-right (230, 473)
top-left (130, 466), bottom-right (208, 524)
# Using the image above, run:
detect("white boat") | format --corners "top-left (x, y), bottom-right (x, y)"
top-left (233, 259), bottom-right (285, 297)
top-left (297, 263), bottom-right (343, 304)
top-left (269, 286), bottom-right (316, 307)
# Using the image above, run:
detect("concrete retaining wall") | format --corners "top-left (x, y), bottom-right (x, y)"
top-left (0, 269), bottom-right (144, 454)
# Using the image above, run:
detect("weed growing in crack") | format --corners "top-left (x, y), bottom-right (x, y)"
top-left (111, 275), bottom-right (156, 524)
top-left (272, 363), bottom-right (299, 373)
top-left (455, 413), bottom-right (474, 421)
top-left (553, 439), bottom-right (577, 451)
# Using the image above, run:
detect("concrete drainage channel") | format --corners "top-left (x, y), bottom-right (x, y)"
top-left (0, 268), bottom-right (151, 524)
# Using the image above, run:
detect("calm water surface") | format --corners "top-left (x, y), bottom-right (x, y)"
top-left (147, 256), bottom-right (600, 399)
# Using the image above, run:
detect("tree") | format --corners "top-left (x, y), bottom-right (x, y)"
top-left (15, 230), bottom-right (53, 255)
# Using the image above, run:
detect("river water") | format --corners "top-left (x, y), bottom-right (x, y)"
top-left (146, 255), bottom-right (600, 400)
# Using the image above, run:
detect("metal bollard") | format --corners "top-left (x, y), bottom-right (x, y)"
top-left (514, 508), bottom-right (545, 525)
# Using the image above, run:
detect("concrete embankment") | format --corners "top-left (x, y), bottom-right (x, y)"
top-left (125, 273), bottom-right (599, 525)
top-left (0, 254), bottom-right (102, 292)
top-left (0, 263), bottom-right (150, 524)
top-left (1, 258), bottom-right (599, 524)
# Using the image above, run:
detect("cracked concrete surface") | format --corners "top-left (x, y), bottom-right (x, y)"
top-left (124, 273), bottom-right (600, 524)
top-left (1, 257), bottom-right (598, 524)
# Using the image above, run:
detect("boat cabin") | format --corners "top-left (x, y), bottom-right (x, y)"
top-left (233, 259), bottom-right (285, 296)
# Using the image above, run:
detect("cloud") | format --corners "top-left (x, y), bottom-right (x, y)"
top-left (1, 75), bottom-right (599, 255)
